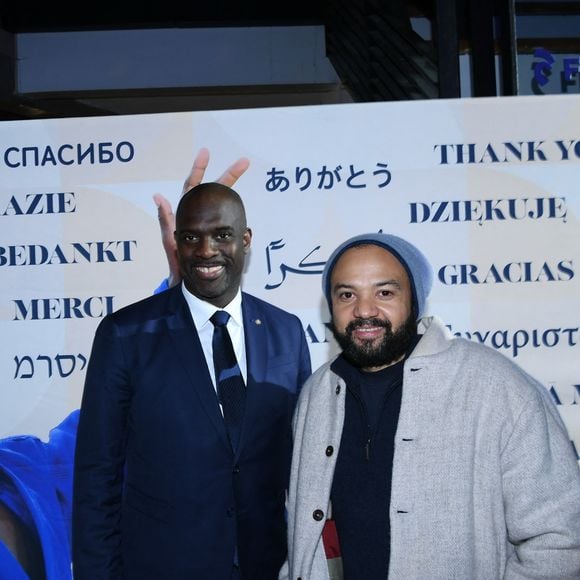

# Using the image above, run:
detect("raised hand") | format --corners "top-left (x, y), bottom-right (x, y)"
top-left (153, 148), bottom-right (250, 288)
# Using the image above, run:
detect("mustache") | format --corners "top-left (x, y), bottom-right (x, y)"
top-left (345, 318), bottom-right (392, 334)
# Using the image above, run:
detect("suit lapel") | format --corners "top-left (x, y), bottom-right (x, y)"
top-left (238, 295), bottom-right (268, 454)
top-left (164, 286), bottom-right (231, 451)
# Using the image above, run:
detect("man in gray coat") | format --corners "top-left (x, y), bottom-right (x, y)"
top-left (281, 232), bottom-right (580, 580)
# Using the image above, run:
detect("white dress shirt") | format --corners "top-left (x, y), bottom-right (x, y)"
top-left (181, 283), bottom-right (248, 392)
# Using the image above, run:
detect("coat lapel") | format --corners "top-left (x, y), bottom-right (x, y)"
top-left (237, 295), bottom-right (268, 455)
top-left (164, 286), bottom-right (231, 451)
top-left (243, 295), bottom-right (268, 384)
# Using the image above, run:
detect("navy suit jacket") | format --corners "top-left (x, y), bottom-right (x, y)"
top-left (72, 285), bottom-right (311, 580)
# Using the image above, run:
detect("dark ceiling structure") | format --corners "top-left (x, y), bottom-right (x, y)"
top-left (0, 2), bottom-right (328, 32)
top-left (0, 1), bottom-right (578, 121)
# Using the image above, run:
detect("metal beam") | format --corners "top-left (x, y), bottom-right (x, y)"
top-left (434, 0), bottom-right (460, 98)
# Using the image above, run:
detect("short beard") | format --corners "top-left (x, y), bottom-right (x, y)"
top-left (330, 313), bottom-right (417, 369)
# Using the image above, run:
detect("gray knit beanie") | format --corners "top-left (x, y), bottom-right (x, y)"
top-left (322, 233), bottom-right (433, 320)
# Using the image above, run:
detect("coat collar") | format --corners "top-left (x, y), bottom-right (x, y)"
top-left (409, 316), bottom-right (454, 359)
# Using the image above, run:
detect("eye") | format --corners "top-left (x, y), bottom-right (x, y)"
top-left (216, 231), bottom-right (233, 241)
top-left (181, 233), bottom-right (198, 243)
top-left (379, 289), bottom-right (393, 297)
top-left (338, 291), bottom-right (353, 300)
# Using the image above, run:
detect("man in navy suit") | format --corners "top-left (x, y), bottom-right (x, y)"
top-left (72, 183), bottom-right (312, 580)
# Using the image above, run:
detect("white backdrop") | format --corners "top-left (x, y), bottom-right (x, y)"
top-left (1, 94), bottom-right (578, 460)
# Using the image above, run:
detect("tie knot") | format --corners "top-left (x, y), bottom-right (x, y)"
top-left (211, 310), bottom-right (230, 328)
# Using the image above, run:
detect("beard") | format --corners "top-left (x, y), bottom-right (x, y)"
top-left (330, 313), bottom-right (417, 369)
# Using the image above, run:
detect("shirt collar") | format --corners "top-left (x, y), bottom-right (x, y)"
top-left (181, 282), bottom-right (243, 330)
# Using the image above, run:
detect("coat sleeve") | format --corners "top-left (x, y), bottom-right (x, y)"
top-left (72, 316), bottom-right (132, 579)
top-left (502, 384), bottom-right (580, 579)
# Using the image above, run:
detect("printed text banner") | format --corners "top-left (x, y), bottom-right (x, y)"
top-left (0, 95), bottom-right (578, 459)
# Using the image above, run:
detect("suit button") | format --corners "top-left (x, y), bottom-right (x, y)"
top-left (312, 509), bottom-right (324, 521)
top-left (233, 465), bottom-right (240, 474)
top-left (335, 384), bottom-right (341, 394)
top-left (325, 446), bottom-right (334, 456)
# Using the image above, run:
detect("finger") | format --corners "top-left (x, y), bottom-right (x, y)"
top-left (217, 157), bottom-right (250, 187)
top-left (153, 194), bottom-right (175, 238)
top-left (153, 194), bottom-right (180, 285)
top-left (182, 147), bottom-right (210, 194)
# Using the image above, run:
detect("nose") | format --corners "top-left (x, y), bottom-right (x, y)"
top-left (195, 236), bottom-right (218, 258)
top-left (353, 293), bottom-right (379, 319)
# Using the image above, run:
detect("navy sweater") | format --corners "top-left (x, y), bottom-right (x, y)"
top-left (330, 355), bottom-right (404, 579)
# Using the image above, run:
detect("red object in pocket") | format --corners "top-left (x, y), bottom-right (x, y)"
top-left (322, 518), bottom-right (341, 558)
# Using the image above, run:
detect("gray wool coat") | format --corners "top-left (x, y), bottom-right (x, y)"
top-left (280, 317), bottom-right (580, 580)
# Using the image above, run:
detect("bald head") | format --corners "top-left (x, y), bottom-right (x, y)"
top-left (176, 182), bottom-right (247, 228)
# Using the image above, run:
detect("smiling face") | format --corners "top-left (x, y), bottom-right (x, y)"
top-left (174, 184), bottom-right (251, 308)
top-left (329, 244), bottom-right (416, 371)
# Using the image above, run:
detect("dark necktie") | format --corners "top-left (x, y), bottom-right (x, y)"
top-left (210, 310), bottom-right (246, 450)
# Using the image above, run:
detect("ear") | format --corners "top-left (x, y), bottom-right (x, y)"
top-left (243, 227), bottom-right (252, 253)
